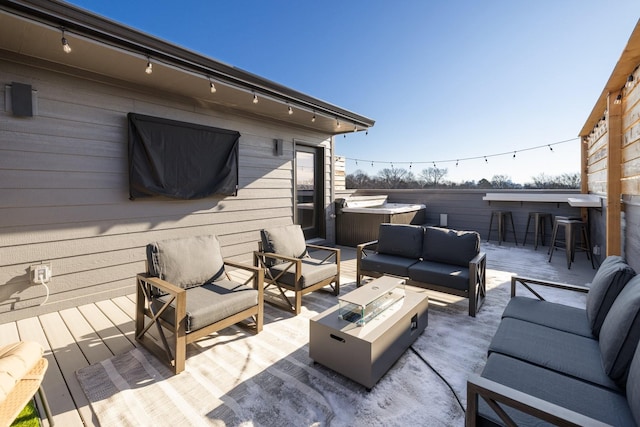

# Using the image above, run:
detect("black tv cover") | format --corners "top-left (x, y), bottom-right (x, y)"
top-left (128, 113), bottom-right (240, 200)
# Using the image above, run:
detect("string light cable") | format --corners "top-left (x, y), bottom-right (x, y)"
top-left (343, 137), bottom-right (579, 169)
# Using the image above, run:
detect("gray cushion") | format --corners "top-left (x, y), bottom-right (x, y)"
top-left (599, 275), bottom-right (640, 387)
top-left (376, 223), bottom-right (424, 259)
top-left (488, 317), bottom-right (618, 391)
top-left (147, 234), bottom-right (225, 289)
top-left (422, 226), bottom-right (479, 267)
top-left (627, 341), bottom-right (640, 425)
top-left (261, 225), bottom-right (308, 266)
top-left (478, 353), bottom-right (635, 427)
top-left (501, 297), bottom-right (593, 338)
top-left (408, 260), bottom-right (470, 292)
top-left (586, 255), bottom-right (636, 337)
top-left (268, 258), bottom-right (338, 288)
top-left (359, 253), bottom-right (418, 278)
top-left (158, 279), bottom-right (258, 333)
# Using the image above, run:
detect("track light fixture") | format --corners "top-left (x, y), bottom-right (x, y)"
top-left (61, 29), bottom-right (71, 53)
top-left (252, 93), bottom-right (258, 104)
top-left (145, 57), bottom-right (153, 74)
top-left (614, 94), bottom-right (622, 105)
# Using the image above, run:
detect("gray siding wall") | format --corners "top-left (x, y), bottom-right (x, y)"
top-left (0, 55), bottom-right (334, 321)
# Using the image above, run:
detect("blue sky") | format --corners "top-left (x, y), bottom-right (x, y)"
top-left (68, 1), bottom-right (640, 184)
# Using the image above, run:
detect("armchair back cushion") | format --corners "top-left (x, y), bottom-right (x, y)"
top-left (599, 275), bottom-right (640, 387)
top-left (261, 225), bottom-right (308, 265)
top-left (422, 226), bottom-right (479, 267)
top-left (147, 234), bottom-right (225, 289)
top-left (376, 223), bottom-right (424, 259)
top-left (586, 256), bottom-right (636, 337)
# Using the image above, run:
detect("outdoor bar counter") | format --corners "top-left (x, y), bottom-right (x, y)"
top-left (483, 192), bottom-right (602, 208)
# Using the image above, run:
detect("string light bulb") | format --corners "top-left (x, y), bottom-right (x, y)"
top-left (61, 29), bottom-right (71, 53)
top-left (614, 94), bottom-right (622, 105)
top-left (209, 79), bottom-right (216, 93)
top-left (336, 118), bottom-right (341, 128)
top-left (145, 57), bottom-right (153, 74)
top-left (252, 93), bottom-right (258, 104)
top-left (288, 105), bottom-right (293, 115)
top-left (548, 145), bottom-right (553, 152)
top-left (626, 74), bottom-right (634, 88)
top-left (311, 112), bottom-right (316, 122)
top-left (513, 151), bottom-right (516, 159)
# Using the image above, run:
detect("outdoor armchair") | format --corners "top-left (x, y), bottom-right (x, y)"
top-left (136, 234), bottom-right (263, 374)
top-left (254, 224), bottom-right (340, 315)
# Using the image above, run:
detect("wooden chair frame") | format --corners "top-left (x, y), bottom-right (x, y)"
top-left (356, 239), bottom-right (487, 316)
top-left (135, 260), bottom-right (263, 374)
top-left (254, 243), bottom-right (340, 315)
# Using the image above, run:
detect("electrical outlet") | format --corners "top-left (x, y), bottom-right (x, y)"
top-left (30, 262), bottom-right (52, 284)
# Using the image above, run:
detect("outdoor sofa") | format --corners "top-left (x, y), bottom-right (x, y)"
top-left (357, 223), bottom-right (486, 316)
top-left (467, 255), bottom-right (640, 426)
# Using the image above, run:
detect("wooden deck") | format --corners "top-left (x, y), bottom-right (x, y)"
top-left (0, 242), bottom-right (598, 427)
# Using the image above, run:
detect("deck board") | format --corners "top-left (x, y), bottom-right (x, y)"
top-left (0, 243), bottom-right (598, 426)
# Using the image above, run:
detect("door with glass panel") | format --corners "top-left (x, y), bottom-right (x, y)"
top-left (295, 146), bottom-right (324, 239)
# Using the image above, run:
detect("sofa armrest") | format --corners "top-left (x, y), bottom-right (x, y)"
top-left (466, 374), bottom-right (609, 427)
top-left (468, 252), bottom-right (487, 317)
top-left (356, 240), bottom-right (378, 287)
top-left (510, 275), bottom-right (589, 299)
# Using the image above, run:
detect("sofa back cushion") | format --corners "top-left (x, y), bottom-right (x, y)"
top-left (599, 275), bottom-right (640, 387)
top-left (422, 226), bottom-right (480, 267)
top-left (626, 341), bottom-right (640, 425)
top-left (586, 255), bottom-right (636, 337)
top-left (376, 223), bottom-right (424, 259)
top-left (147, 234), bottom-right (225, 289)
top-left (261, 224), bottom-right (308, 266)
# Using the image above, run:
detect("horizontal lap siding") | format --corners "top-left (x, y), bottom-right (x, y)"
top-left (0, 56), bottom-right (331, 321)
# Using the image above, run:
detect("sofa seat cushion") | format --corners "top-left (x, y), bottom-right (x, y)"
top-left (599, 274), bottom-right (640, 387)
top-left (408, 260), bottom-right (470, 292)
top-left (478, 353), bottom-right (635, 427)
top-left (268, 258), bottom-right (338, 288)
top-left (422, 226), bottom-right (479, 267)
top-left (359, 253), bottom-right (418, 278)
top-left (376, 223), bottom-right (424, 259)
top-left (158, 279), bottom-right (258, 333)
top-left (488, 317), bottom-right (619, 391)
top-left (586, 255), bottom-right (636, 337)
top-left (501, 296), bottom-right (593, 338)
top-left (147, 234), bottom-right (225, 289)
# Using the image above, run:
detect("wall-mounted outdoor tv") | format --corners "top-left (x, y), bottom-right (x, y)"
top-left (128, 113), bottom-right (239, 200)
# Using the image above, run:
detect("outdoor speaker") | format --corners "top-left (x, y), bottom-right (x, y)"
top-left (10, 82), bottom-right (33, 117)
top-left (274, 138), bottom-right (283, 156)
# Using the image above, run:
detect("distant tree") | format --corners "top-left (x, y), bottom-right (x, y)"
top-left (346, 169), bottom-right (372, 189)
top-left (419, 167), bottom-right (448, 188)
top-left (377, 168), bottom-right (409, 189)
top-left (477, 178), bottom-right (493, 189)
top-left (556, 173), bottom-right (581, 189)
top-left (530, 173), bottom-right (554, 189)
top-left (491, 174), bottom-right (513, 189)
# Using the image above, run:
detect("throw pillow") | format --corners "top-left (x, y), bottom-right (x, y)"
top-left (586, 255), bottom-right (636, 337)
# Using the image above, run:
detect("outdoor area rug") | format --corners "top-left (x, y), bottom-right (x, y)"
top-left (76, 253), bottom-right (587, 426)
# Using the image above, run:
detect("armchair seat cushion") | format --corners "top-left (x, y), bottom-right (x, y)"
top-left (478, 353), bottom-right (635, 427)
top-left (501, 296), bottom-right (594, 338)
top-left (157, 279), bottom-right (258, 333)
top-left (359, 253), bottom-right (417, 278)
top-left (268, 258), bottom-right (338, 288)
top-left (408, 260), bottom-right (470, 292)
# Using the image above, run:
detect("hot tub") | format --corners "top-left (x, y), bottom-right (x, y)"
top-left (335, 196), bottom-right (426, 247)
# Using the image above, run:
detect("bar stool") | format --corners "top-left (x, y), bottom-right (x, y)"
top-left (522, 212), bottom-right (552, 250)
top-left (548, 218), bottom-right (595, 269)
top-left (547, 215), bottom-right (582, 256)
top-left (487, 210), bottom-right (517, 245)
